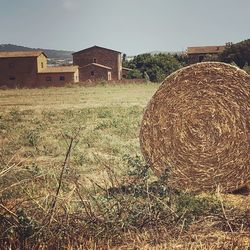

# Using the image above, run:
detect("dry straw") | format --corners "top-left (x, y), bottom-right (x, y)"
top-left (140, 62), bottom-right (250, 192)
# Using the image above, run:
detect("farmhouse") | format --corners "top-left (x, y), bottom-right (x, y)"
top-left (73, 45), bottom-right (125, 81)
top-left (38, 66), bottom-right (79, 85)
top-left (187, 45), bottom-right (225, 64)
top-left (0, 51), bottom-right (79, 88)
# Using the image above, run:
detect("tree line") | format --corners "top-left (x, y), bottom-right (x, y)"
top-left (123, 39), bottom-right (250, 82)
top-left (123, 53), bottom-right (188, 82)
top-left (219, 39), bottom-right (250, 73)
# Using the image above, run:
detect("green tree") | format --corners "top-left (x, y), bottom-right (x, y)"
top-left (173, 53), bottom-right (189, 67)
top-left (219, 39), bottom-right (250, 68)
top-left (122, 53), bottom-right (131, 68)
top-left (126, 53), bottom-right (181, 82)
top-left (122, 53), bottom-right (127, 62)
top-left (243, 63), bottom-right (250, 74)
top-left (127, 69), bottom-right (143, 79)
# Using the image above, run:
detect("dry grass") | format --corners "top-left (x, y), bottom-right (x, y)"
top-left (0, 83), bottom-right (249, 249)
top-left (0, 83), bottom-right (155, 111)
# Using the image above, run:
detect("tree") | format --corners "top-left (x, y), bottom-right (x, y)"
top-left (243, 63), bottom-right (250, 74)
top-left (122, 53), bottom-right (131, 68)
top-left (219, 39), bottom-right (250, 68)
top-left (127, 69), bottom-right (143, 79)
top-left (122, 53), bottom-right (127, 63)
top-left (173, 53), bottom-right (189, 67)
top-left (126, 53), bottom-right (181, 82)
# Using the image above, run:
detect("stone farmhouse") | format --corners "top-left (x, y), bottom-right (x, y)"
top-left (0, 46), bottom-right (132, 87)
top-left (0, 51), bottom-right (79, 88)
top-left (187, 45), bottom-right (225, 64)
top-left (73, 46), bottom-right (130, 81)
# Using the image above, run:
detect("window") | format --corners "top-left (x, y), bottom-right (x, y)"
top-left (9, 76), bottom-right (16, 80)
top-left (199, 55), bottom-right (204, 62)
top-left (9, 63), bottom-right (14, 68)
top-left (91, 71), bottom-right (94, 76)
top-left (93, 58), bottom-right (97, 63)
top-left (59, 76), bottom-right (65, 81)
top-left (41, 62), bottom-right (44, 68)
top-left (46, 76), bottom-right (52, 81)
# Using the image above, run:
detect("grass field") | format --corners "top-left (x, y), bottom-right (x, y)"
top-left (0, 84), bottom-right (157, 185)
top-left (0, 83), bottom-right (250, 249)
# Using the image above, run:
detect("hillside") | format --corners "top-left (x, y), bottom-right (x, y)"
top-left (0, 43), bottom-right (73, 60)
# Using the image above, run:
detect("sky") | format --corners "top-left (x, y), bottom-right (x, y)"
top-left (0, 0), bottom-right (249, 55)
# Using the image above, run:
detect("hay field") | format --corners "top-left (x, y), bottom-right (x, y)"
top-left (0, 83), bottom-right (250, 249)
top-left (0, 84), bottom-right (157, 182)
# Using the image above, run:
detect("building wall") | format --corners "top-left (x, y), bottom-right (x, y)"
top-left (0, 55), bottom-right (79, 88)
top-left (37, 54), bottom-right (48, 72)
top-left (0, 57), bottom-right (38, 88)
top-left (73, 47), bottom-right (122, 80)
top-left (38, 71), bottom-right (77, 86)
top-left (79, 65), bottom-right (109, 82)
top-left (117, 53), bottom-right (122, 80)
top-left (188, 53), bottom-right (221, 64)
top-left (74, 68), bottom-right (79, 82)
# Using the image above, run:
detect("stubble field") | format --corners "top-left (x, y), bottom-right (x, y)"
top-left (0, 83), bottom-right (249, 249)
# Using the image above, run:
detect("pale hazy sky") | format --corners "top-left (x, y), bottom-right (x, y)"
top-left (0, 0), bottom-right (249, 55)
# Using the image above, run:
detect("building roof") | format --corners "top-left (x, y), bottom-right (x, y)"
top-left (187, 46), bottom-right (225, 55)
top-left (122, 67), bottom-right (132, 71)
top-left (73, 45), bottom-right (121, 55)
top-left (80, 63), bottom-right (112, 70)
top-left (0, 50), bottom-right (48, 58)
top-left (39, 66), bottom-right (78, 73)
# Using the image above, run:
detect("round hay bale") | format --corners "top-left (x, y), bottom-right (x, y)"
top-left (140, 62), bottom-right (250, 192)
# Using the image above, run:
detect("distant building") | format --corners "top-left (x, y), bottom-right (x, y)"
top-left (0, 51), bottom-right (78, 87)
top-left (73, 46), bottom-right (127, 81)
top-left (38, 66), bottom-right (79, 86)
top-left (122, 67), bottom-right (132, 79)
top-left (187, 45), bottom-right (225, 64)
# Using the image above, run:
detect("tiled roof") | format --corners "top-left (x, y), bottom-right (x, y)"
top-left (73, 45), bottom-right (121, 55)
top-left (187, 46), bottom-right (225, 55)
top-left (80, 63), bottom-right (112, 70)
top-left (39, 66), bottom-right (78, 73)
top-left (0, 50), bottom-right (47, 58)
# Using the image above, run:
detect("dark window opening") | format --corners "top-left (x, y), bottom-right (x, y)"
top-left (93, 58), bottom-right (97, 63)
top-left (46, 76), bottom-right (52, 81)
top-left (41, 62), bottom-right (44, 68)
top-left (9, 63), bottom-right (14, 68)
top-left (9, 76), bottom-right (16, 80)
top-left (60, 76), bottom-right (65, 81)
top-left (91, 71), bottom-right (94, 76)
top-left (199, 55), bottom-right (204, 62)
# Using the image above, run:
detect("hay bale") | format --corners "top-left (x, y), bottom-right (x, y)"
top-left (140, 62), bottom-right (250, 192)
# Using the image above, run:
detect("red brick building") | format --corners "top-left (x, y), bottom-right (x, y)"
top-left (73, 46), bottom-right (123, 81)
top-left (0, 51), bottom-right (79, 88)
top-left (38, 66), bottom-right (79, 86)
top-left (187, 45), bottom-right (225, 64)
